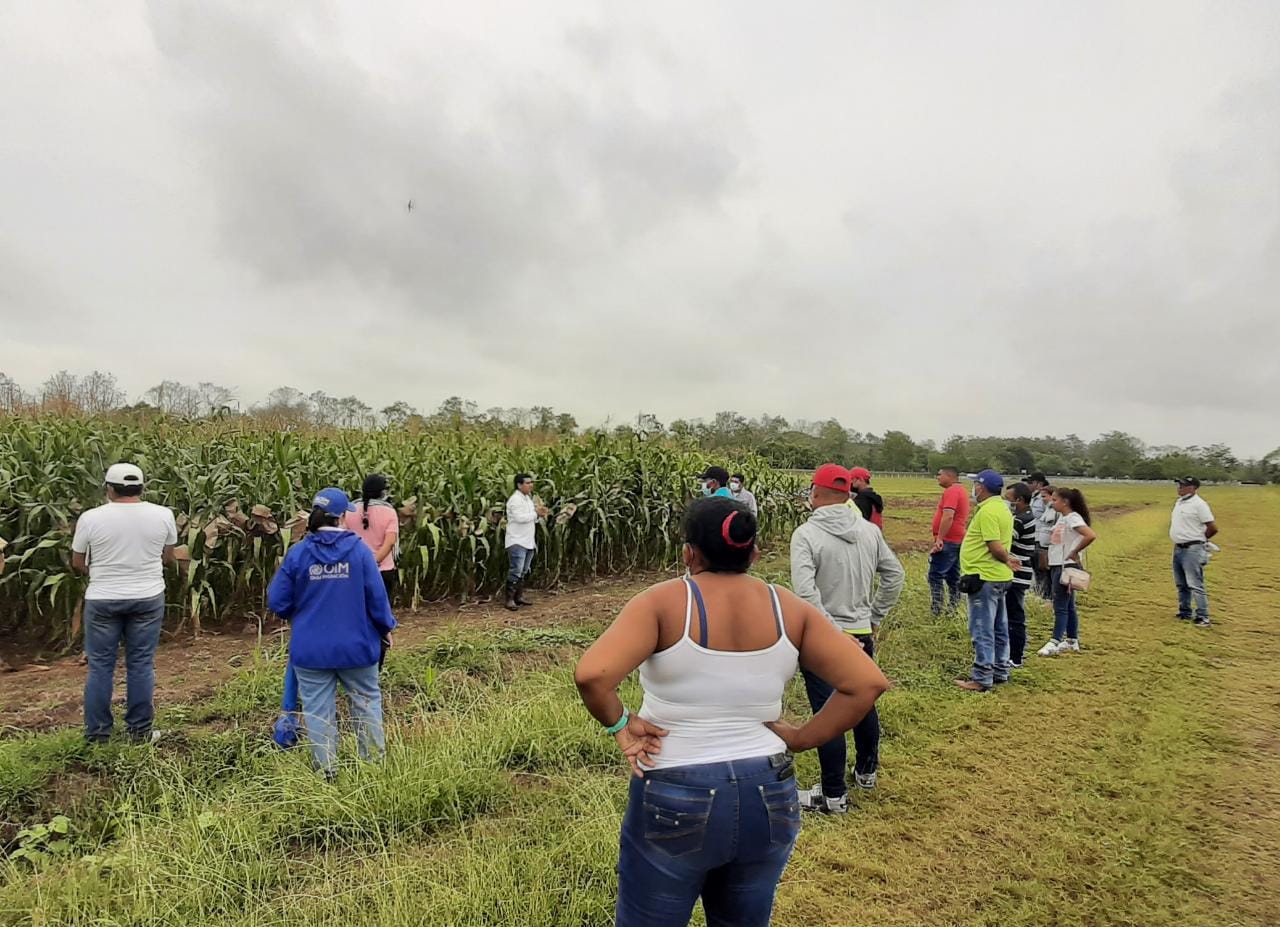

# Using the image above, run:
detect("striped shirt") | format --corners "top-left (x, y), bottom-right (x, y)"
top-left (1011, 510), bottom-right (1037, 587)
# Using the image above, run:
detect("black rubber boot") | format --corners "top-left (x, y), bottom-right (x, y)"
top-left (514, 580), bottom-right (533, 607)
top-left (504, 582), bottom-right (519, 611)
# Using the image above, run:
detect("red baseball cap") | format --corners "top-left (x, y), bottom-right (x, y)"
top-left (812, 464), bottom-right (852, 492)
top-left (849, 467), bottom-right (872, 481)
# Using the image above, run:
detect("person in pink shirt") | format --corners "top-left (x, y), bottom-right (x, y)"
top-left (344, 473), bottom-right (400, 604)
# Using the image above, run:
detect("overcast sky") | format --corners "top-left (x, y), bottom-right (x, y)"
top-left (2, 1), bottom-right (1277, 455)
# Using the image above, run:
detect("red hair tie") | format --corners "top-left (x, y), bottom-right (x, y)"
top-left (721, 512), bottom-right (754, 549)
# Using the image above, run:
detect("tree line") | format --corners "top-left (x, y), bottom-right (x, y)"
top-left (2, 370), bottom-right (1276, 483)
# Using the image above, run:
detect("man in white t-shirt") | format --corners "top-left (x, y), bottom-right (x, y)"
top-left (71, 463), bottom-right (177, 743)
top-left (503, 473), bottom-right (547, 611)
top-left (1170, 477), bottom-right (1218, 628)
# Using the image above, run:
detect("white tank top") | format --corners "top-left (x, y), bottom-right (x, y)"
top-left (638, 577), bottom-right (800, 769)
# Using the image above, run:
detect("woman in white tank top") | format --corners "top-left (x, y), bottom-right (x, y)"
top-left (576, 497), bottom-right (889, 927)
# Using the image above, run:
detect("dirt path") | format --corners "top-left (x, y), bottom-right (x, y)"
top-left (0, 573), bottom-right (655, 731)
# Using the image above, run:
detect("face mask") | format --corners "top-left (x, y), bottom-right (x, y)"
top-left (700, 481), bottom-right (711, 496)
top-left (729, 481), bottom-right (742, 492)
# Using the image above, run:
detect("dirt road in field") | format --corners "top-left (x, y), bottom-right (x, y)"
top-left (0, 574), bottom-right (654, 731)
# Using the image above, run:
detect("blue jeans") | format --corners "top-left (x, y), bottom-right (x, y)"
top-left (616, 755), bottom-right (800, 927)
top-left (1050, 566), bottom-right (1080, 640)
top-left (506, 545), bottom-right (535, 584)
top-left (966, 581), bottom-right (1010, 688)
top-left (294, 664), bottom-right (385, 775)
top-left (801, 635), bottom-right (879, 798)
top-left (1173, 545), bottom-right (1209, 619)
top-left (82, 595), bottom-right (166, 742)
top-left (927, 542), bottom-right (962, 613)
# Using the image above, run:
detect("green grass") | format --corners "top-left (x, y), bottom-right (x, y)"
top-left (2, 479), bottom-right (1276, 926)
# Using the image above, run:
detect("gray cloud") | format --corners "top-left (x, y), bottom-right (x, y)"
top-left (144, 2), bottom-right (744, 330)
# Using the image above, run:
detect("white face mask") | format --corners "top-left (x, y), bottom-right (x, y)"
top-left (729, 481), bottom-right (742, 492)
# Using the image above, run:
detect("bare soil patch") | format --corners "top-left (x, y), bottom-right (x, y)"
top-left (0, 573), bottom-right (655, 731)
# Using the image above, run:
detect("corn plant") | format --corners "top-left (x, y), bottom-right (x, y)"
top-left (0, 416), bottom-right (807, 642)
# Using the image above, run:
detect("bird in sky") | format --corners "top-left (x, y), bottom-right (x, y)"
top-left (407, 200), bottom-right (414, 212)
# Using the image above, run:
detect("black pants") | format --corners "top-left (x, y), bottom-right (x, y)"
top-left (1006, 583), bottom-right (1028, 664)
top-left (802, 634), bottom-right (879, 798)
top-left (378, 570), bottom-right (396, 670)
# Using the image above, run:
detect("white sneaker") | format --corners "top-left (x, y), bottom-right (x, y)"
top-left (1059, 639), bottom-right (1080, 653)
top-left (1037, 639), bottom-right (1062, 657)
top-left (853, 771), bottom-right (877, 790)
top-left (797, 785), bottom-right (848, 814)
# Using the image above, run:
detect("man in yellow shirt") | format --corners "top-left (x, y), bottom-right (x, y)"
top-left (955, 470), bottom-right (1023, 692)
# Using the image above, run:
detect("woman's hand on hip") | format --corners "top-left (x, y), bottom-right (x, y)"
top-left (615, 716), bottom-right (669, 777)
top-left (764, 720), bottom-right (812, 753)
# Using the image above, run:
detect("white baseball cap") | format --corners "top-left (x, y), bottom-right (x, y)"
top-left (104, 462), bottom-right (145, 486)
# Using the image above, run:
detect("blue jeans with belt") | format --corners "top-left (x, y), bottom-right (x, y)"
top-left (1173, 544), bottom-right (1209, 619)
top-left (615, 754), bottom-right (800, 927)
top-left (966, 580), bottom-right (1010, 688)
top-left (82, 594), bottom-right (166, 742)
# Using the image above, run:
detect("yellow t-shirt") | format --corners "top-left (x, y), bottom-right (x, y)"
top-left (960, 496), bottom-right (1015, 582)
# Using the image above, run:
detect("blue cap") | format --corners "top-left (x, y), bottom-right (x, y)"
top-left (971, 469), bottom-right (1004, 493)
top-left (311, 488), bottom-right (356, 517)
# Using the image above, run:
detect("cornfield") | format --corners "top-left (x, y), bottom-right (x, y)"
top-left (0, 417), bottom-right (807, 641)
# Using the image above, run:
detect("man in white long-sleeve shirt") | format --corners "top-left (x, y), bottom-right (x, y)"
top-left (504, 473), bottom-right (547, 611)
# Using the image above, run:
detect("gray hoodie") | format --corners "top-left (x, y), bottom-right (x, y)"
top-left (790, 503), bottom-right (905, 634)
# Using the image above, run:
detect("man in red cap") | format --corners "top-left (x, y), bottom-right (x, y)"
top-left (848, 467), bottom-right (884, 530)
top-left (790, 463), bottom-right (904, 813)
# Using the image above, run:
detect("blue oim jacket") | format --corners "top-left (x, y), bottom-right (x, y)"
top-left (267, 529), bottom-right (397, 670)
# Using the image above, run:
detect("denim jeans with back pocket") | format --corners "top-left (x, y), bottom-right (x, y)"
top-left (293, 663), bottom-right (385, 775)
top-left (82, 594), bottom-right (166, 742)
top-left (615, 754), bottom-right (800, 927)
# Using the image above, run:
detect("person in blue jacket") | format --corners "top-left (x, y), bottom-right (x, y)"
top-left (267, 487), bottom-right (396, 778)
